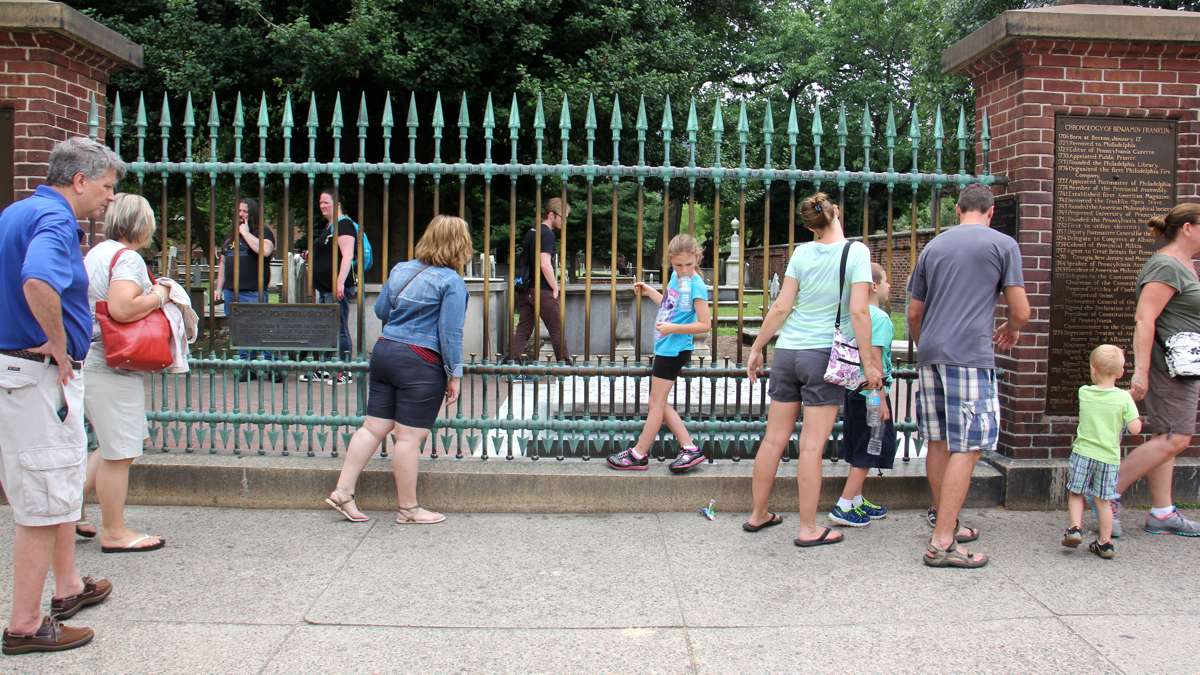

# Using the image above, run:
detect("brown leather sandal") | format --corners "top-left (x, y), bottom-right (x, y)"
top-left (325, 491), bottom-right (369, 522)
top-left (923, 540), bottom-right (988, 568)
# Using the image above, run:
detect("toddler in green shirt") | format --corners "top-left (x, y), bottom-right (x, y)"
top-left (1062, 345), bottom-right (1142, 559)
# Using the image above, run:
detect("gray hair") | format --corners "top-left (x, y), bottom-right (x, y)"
top-left (46, 136), bottom-right (126, 187)
top-left (957, 183), bottom-right (994, 215)
top-left (104, 193), bottom-right (156, 245)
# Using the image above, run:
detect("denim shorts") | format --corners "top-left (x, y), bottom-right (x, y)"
top-left (366, 339), bottom-right (447, 429)
top-left (767, 348), bottom-right (843, 407)
top-left (915, 364), bottom-right (999, 453)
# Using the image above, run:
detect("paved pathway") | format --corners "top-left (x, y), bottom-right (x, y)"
top-left (2, 505), bottom-right (1198, 673)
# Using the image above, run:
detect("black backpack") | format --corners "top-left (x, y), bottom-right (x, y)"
top-left (513, 227), bottom-right (535, 292)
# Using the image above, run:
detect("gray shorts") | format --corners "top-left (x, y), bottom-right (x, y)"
top-left (767, 348), bottom-right (843, 407)
top-left (1145, 365), bottom-right (1200, 438)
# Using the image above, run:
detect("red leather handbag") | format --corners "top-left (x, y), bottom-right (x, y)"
top-left (94, 248), bottom-right (173, 371)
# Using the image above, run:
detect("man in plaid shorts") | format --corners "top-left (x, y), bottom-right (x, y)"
top-left (907, 184), bottom-right (1029, 568)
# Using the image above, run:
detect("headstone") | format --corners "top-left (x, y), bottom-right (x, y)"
top-left (724, 230), bottom-right (742, 286)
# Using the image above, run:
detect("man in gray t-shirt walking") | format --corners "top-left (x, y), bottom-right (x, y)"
top-left (907, 183), bottom-right (1029, 569)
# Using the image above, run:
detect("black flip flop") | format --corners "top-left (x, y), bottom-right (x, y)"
top-left (794, 526), bottom-right (843, 547)
top-left (75, 523), bottom-right (97, 539)
top-left (742, 512), bottom-right (783, 532)
top-left (955, 521), bottom-right (980, 543)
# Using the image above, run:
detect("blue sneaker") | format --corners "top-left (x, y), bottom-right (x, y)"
top-left (828, 504), bottom-right (870, 527)
top-left (857, 498), bottom-right (889, 520)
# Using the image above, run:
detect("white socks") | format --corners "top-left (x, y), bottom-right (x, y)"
top-left (852, 495), bottom-right (864, 507)
top-left (1150, 505), bottom-right (1176, 519)
top-left (837, 497), bottom-right (854, 511)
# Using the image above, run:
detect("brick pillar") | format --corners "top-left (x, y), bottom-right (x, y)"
top-left (944, 5), bottom-right (1200, 463)
top-left (0, 1), bottom-right (141, 207)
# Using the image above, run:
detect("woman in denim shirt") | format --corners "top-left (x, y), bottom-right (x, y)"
top-left (325, 215), bottom-right (471, 524)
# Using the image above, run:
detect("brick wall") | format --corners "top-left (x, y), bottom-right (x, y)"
top-left (745, 229), bottom-right (937, 308)
top-left (965, 39), bottom-right (1200, 459)
top-left (0, 29), bottom-right (122, 199)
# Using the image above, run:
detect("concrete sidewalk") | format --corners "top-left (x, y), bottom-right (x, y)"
top-left (2, 504), bottom-right (1198, 673)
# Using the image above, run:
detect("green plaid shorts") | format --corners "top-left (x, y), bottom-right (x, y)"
top-left (1065, 451), bottom-right (1119, 501)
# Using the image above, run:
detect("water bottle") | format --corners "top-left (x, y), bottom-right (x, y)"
top-left (865, 390), bottom-right (883, 456)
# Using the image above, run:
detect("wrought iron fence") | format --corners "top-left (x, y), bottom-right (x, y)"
top-left (87, 89), bottom-right (1002, 458)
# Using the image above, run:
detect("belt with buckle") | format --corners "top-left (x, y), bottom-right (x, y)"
top-left (0, 349), bottom-right (83, 370)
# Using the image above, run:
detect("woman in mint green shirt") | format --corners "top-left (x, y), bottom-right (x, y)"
top-left (744, 192), bottom-right (882, 547)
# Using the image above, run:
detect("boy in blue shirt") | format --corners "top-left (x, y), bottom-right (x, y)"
top-left (830, 263), bottom-right (896, 527)
top-left (607, 234), bottom-right (711, 473)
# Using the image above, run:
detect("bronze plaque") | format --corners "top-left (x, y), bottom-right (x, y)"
top-left (992, 194), bottom-right (1019, 240)
top-left (229, 303), bottom-right (341, 351)
top-left (1047, 116), bottom-right (1176, 414)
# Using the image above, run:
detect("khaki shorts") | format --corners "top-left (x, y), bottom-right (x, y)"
top-left (0, 354), bottom-right (86, 527)
top-left (1145, 366), bottom-right (1200, 438)
top-left (83, 351), bottom-right (148, 460)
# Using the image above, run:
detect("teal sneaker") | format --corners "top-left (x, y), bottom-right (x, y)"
top-left (829, 504), bottom-right (870, 527)
top-left (857, 498), bottom-right (889, 520)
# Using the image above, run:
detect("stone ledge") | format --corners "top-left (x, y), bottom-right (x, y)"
top-left (943, 4), bottom-right (1200, 74)
top-left (985, 452), bottom-right (1200, 510)
top-left (73, 453), bottom-right (1004, 513)
top-left (0, 1), bottom-right (142, 68)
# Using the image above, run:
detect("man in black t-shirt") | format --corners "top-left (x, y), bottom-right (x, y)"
top-left (508, 198), bottom-right (571, 363)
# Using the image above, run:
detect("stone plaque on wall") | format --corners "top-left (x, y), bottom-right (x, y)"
top-left (1046, 116), bottom-right (1176, 414)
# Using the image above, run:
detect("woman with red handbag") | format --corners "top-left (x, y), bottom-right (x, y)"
top-left (76, 193), bottom-right (166, 553)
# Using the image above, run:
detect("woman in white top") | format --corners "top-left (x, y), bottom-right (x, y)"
top-left (76, 193), bottom-right (167, 553)
top-left (745, 192), bottom-right (882, 547)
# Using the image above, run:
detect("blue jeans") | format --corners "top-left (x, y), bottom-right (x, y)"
top-left (223, 288), bottom-right (273, 362)
top-left (318, 286), bottom-right (356, 361)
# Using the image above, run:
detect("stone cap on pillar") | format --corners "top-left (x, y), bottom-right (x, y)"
top-left (0, 0), bottom-right (142, 68)
top-left (942, 2), bottom-right (1200, 74)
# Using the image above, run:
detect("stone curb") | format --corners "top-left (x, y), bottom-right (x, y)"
top-left (94, 454), bottom-right (1006, 513)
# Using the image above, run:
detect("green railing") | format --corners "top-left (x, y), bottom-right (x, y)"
top-left (89, 88), bottom-right (997, 458)
top-left (144, 357), bottom-right (924, 462)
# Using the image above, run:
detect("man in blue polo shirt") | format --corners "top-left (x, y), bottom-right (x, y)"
top-left (0, 137), bottom-right (123, 655)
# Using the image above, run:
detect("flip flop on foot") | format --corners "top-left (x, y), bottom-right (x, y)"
top-left (75, 521), bottom-right (97, 539)
top-left (395, 504), bottom-right (446, 525)
top-left (793, 526), bottom-right (843, 547)
top-left (325, 491), bottom-right (369, 522)
top-left (955, 522), bottom-right (980, 544)
top-left (101, 534), bottom-right (165, 554)
top-left (927, 509), bottom-right (979, 543)
top-left (743, 512), bottom-right (783, 532)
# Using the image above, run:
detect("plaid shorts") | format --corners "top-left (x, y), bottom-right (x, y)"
top-left (1065, 451), bottom-right (1119, 501)
top-left (915, 365), bottom-right (999, 453)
